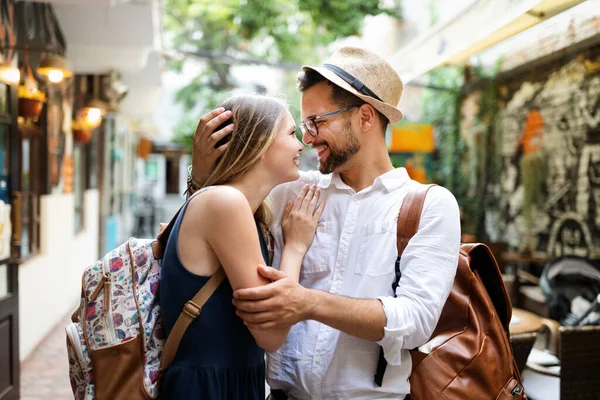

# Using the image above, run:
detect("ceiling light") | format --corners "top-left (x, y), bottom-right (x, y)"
top-left (37, 54), bottom-right (72, 83)
top-left (0, 64), bottom-right (20, 84)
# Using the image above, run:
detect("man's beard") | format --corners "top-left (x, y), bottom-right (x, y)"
top-left (318, 119), bottom-right (361, 174)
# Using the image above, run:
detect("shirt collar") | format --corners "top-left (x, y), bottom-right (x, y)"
top-left (374, 168), bottom-right (411, 192)
top-left (316, 168), bottom-right (411, 193)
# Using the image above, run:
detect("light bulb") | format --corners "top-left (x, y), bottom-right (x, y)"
top-left (48, 69), bottom-right (64, 83)
top-left (86, 108), bottom-right (102, 125)
top-left (0, 67), bottom-right (20, 84)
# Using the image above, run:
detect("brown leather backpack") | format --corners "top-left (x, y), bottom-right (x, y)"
top-left (374, 184), bottom-right (527, 399)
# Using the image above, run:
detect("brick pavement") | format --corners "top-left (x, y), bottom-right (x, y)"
top-left (20, 316), bottom-right (73, 400)
top-left (18, 316), bottom-right (271, 398)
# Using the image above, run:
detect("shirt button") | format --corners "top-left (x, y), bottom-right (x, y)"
top-left (315, 356), bottom-right (321, 365)
top-left (342, 234), bottom-right (348, 240)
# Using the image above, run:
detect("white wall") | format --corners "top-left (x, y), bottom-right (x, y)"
top-left (18, 190), bottom-right (99, 360)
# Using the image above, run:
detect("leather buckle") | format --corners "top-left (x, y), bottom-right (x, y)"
top-left (183, 301), bottom-right (202, 318)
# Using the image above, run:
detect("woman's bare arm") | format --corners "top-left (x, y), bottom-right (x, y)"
top-left (184, 186), bottom-right (288, 352)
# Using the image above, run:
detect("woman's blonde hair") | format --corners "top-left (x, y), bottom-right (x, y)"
top-left (203, 94), bottom-right (288, 233)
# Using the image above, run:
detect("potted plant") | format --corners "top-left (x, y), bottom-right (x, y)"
top-left (72, 117), bottom-right (94, 144)
top-left (18, 65), bottom-right (46, 119)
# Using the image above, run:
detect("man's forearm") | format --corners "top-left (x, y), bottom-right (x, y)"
top-left (306, 289), bottom-right (387, 342)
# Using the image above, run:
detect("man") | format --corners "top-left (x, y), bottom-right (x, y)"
top-left (188, 47), bottom-right (460, 399)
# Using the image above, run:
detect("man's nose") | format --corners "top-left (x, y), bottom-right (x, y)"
top-left (302, 130), bottom-right (314, 146)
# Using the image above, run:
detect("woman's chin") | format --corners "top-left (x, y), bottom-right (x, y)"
top-left (282, 170), bottom-right (301, 183)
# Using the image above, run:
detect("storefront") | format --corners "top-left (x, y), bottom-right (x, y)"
top-left (0, 1), bottom-right (19, 397)
top-left (0, 3), bottom-right (108, 398)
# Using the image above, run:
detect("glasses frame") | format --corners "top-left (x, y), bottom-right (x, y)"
top-left (299, 104), bottom-right (361, 137)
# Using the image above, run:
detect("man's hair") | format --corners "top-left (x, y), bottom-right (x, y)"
top-left (297, 69), bottom-right (389, 132)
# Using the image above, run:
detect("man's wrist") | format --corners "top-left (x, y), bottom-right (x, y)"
top-left (302, 287), bottom-right (321, 321)
top-left (186, 165), bottom-right (202, 195)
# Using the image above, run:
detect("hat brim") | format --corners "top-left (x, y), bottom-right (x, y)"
top-left (302, 65), bottom-right (404, 124)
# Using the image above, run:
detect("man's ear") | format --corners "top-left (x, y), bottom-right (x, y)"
top-left (358, 104), bottom-right (377, 132)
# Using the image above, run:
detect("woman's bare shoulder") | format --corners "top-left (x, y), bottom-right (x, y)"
top-left (186, 186), bottom-right (252, 223)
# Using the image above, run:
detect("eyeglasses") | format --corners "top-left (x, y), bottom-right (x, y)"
top-left (299, 105), bottom-right (361, 137)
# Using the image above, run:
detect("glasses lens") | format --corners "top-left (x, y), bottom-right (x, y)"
top-left (306, 119), bottom-right (317, 136)
top-left (299, 123), bottom-right (307, 136)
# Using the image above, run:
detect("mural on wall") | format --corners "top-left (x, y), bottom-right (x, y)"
top-left (488, 56), bottom-right (600, 259)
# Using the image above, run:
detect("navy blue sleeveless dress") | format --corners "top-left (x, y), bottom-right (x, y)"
top-left (159, 194), bottom-right (268, 400)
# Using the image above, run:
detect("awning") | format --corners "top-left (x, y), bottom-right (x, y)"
top-left (391, 0), bottom-right (587, 83)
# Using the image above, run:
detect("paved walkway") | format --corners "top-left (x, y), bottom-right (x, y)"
top-left (20, 316), bottom-right (73, 400)
top-left (19, 315), bottom-right (270, 399)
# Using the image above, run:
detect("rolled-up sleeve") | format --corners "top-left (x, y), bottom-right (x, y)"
top-left (376, 186), bottom-right (460, 365)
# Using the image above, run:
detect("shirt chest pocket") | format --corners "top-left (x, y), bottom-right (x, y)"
top-left (356, 220), bottom-right (397, 277)
top-left (302, 221), bottom-right (333, 274)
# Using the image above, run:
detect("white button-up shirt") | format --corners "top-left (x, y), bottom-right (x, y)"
top-left (267, 168), bottom-right (460, 400)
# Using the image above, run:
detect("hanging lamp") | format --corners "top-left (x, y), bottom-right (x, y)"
top-left (0, 61), bottom-right (19, 84)
top-left (37, 54), bottom-right (73, 83)
top-left (82, 75), bottom-right (109, 126)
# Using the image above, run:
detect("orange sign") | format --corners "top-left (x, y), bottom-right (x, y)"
top-left (388, 121), bottom-right (435, 153)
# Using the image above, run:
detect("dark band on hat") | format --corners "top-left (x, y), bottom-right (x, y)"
top-left (323, 63), bottom-right (383, 102)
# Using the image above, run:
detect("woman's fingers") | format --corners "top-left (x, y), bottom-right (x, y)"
top-left (300, 185), bottom-right (317, 212)
top-left (313, 200), bottom-right (326, 220)
top-left (282, 200), bottom-right (293, 221)
top-left (293, 184), bottom-right (310, 211)
top-left (308, 188), bottom-right (320, 212)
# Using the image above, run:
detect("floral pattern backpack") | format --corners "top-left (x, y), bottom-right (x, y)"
top-left (66, 194), bottom-right (225, 400)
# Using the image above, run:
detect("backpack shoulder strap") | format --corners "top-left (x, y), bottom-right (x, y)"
top-left (396, 183), bottom-right (437, 256)
top-left (152, 186), bottom-right (217, 259)
top-left (160, 267), bottom-right (226, 372)
top-left (156, 186), bottom-right (225, 372)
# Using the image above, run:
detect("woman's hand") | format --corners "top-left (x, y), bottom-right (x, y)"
top-left (281, 184), bottom-right (325, 255)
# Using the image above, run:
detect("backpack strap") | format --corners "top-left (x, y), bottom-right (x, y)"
top-left (396, 184), bottom-right (436, 256)
top-left (374, 183), bottom-right (436, 387)
top-left (159, 267), bottom-right (226, 372)
top-left (152, 202), bottom-right (185, 259)
top-left (152, 186), bottom-right (216, 259)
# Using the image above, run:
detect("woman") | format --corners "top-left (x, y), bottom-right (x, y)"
top-left (159, 94), bottom-right (324, 399)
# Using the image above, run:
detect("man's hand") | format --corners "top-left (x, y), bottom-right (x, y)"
top-left (191, 108), bottom-right (235, 185)
top-left (233, 265), bottom-right (314, 330)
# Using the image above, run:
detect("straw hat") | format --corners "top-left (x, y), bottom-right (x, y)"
top-left (302, 46), bottom-right (404, 123)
